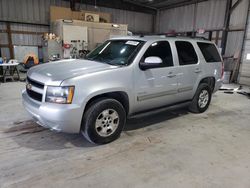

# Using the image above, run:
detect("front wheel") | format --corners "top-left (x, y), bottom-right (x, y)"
top-left (81, 98), bottom-right (126, 144)
top-left (189, 83), bottom-right (212, 113)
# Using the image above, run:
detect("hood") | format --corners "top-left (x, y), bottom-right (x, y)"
top-left (27, 59), bottom-right (118, 85)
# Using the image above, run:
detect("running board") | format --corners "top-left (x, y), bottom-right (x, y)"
top-left (128, 100), bottom-right (191, 119)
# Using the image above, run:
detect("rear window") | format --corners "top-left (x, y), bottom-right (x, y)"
top-left (197, 42), bottom-right (222, 62)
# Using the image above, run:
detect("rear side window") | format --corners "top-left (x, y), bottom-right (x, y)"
top-left (143, 41), bottom-right (173, 67)
top-left (175, 41), bottom-right (198, 65)
top-left (197, 42), bottom-right (222, 62)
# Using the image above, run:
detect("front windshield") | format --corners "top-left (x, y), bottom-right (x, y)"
top-left (85, 40), bottom-right (144, 65)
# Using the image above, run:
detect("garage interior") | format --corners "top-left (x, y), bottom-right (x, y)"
top-left (0, 0), bottom-right (250, 187)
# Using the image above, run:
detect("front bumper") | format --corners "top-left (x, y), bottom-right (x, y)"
top-left (22, 90), bottom-right (83, 133)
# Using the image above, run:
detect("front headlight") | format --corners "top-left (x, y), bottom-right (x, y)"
top-left (45, 86), bottom-right (75, 104)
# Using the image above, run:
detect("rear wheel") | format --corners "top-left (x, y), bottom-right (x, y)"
top-left (189, 83), bottom-right (212, 113)
top-left (81, 98), bottom-right (126, 144)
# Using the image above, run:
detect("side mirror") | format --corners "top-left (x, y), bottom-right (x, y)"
top-left (139, 56), bottom-right (163, 70)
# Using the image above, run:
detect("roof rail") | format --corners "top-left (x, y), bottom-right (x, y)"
top-left (160, 33), bottom-right (210, 41)
top-left (136, 33), bottom-right (210, 41)
top-left (189, 36), bottom-right (210, 41)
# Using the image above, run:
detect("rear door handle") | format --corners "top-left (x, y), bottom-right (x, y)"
top-left (194, 68), bottom-right (202, 73)
top-left (167, 72), bottom-right (176, 78)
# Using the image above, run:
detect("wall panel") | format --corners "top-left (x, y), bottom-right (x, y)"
top-left (230, 0), bottom-right (249, 29)
top-left (239, 7), bottom-right (250, 85)
top-left (159, 0), bottom-right (227, 33)
top-left (0, 0), bottom-right (153, 33)
top-left (159, 4), bottom-right (195, 32)
top-left (195, 0), bottom-right (226, 30)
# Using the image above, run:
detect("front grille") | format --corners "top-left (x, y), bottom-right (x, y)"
top-left (27, 77), bottom-right (44, 89)
top-left (27, 88), bottom-right (43, 102)
top-left (26, 76), bottom-right (44, 102)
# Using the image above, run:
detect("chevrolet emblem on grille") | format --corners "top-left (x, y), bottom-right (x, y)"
top-left (26, 83), bottom-right (32, 90)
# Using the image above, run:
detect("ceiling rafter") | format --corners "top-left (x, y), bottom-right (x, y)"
top-left (64, 0), bottom-right (211, 14)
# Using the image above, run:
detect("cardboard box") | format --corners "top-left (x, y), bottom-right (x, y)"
top-left (50, 6), bottom-right (72, 21)
top-left (50, 6), bottom-right (111, 23)
top-left (85, 13), bottom-right (99, 22)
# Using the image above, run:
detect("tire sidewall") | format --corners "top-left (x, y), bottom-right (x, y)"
top-left (195, 84), bottom-right (212, 113)
top-left (83, 99), bottom-right (126, 144)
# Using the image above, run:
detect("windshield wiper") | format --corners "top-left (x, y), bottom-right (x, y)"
top-left (84, 57), bottom-right (93, 61)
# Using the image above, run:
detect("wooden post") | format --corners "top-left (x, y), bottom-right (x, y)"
top-left (6, 23), bottom-right (14, 59)
top-left (215, 31), bottom-right (220, 45)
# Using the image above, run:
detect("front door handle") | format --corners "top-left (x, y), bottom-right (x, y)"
top-left (167, 72), bottom-right (176, 78)
top-left (194, 68), bottom-right (202, 73)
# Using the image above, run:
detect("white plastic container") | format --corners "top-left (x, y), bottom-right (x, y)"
top-left (223, 71), bottom-right (231, 84)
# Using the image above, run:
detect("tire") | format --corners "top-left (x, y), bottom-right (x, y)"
top-left (189, 83), bottom-right (212, 113)
top-left (81, 98), bottom-right (126, 144)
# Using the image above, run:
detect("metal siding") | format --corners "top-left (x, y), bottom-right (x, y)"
top-left (159, 0), bottom-right (226, 32)
top-left (230, 0), bottom-right (249, 29)
top-left (0, 0), bottom-right (155, 53)
top-left (0, 22), bottom-right (9, 58)
top-left (0, 33), bottom-right (8, 44)
top-left (225, 31), bottom-right (244, 56)
top-left (0, 48), bottom-right (10, 59)
top-left (0, 0), bottom-right (153, 59)
top-left (0, 0), bottom-right (153, 33)
top-left (0, 22), bottom-right (6, 29)
top-left (10, 23), bottom-right (49, 32)
top-left (11, 33), bottom-right (42, 46)
top-left (8, 23), bottom-right (49, 47)
top-left (195, 0), bottom-right (226, 30)
top-left (239, 7), bottom-right (250, 85)
top-left (159, 4), bottom-right (195, 32)
top-left (0, 0), bottom-right (69, 24)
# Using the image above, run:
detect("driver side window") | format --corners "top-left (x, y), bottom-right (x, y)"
top-left (142, 41), bottom-right (173, 67)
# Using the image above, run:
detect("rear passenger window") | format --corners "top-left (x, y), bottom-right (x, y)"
top-left (175, 41), bottom-right (198, 65)
top-left (143, 41), bottom-right (173, 67)
top-left (197, 42), bottom-right (222, 62)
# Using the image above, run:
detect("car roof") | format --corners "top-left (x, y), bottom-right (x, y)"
top-left (110, 35), bottom-right (213, 43)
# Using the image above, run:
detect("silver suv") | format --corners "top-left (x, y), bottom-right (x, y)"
top-left (22, 36), bottom-right (223, 144)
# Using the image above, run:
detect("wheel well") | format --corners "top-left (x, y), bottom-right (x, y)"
top-left (199, 77), bottom-right (215, 91)
top-left (84, 92), bottom-right (129, 115)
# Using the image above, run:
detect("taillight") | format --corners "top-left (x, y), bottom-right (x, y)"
top-left (221, 61), bottom-right (224, 79)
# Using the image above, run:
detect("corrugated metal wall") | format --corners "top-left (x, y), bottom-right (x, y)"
top-left (0, 0), bottom-right (249, 79)
top-left (225, 31), bottom-right (244, 56)
top-left (0, 0), bottom-right (69, 24)
top-left (11, 24), bottom-right (49, 46)
top-left (0, 0), bottom-right (154, 58)
top-left (0, 0), bottom-right (153, 33)
top-left (0, 21), bottom-right (9, 58)
top-left (239, 6), bottom-right (250, 86)
top-left (158, 4), bottom-right (195, 32)
top-left (158, 0), bottom-right (227, 32)
top-left (230, 0), bottom-right (249, 29)
top-left (195, 0), bottom-right (226, 31)
top-left (157, 0), bottom-right (250, 84)
top-left (158, 0), bottom-right (249, 57)
top-left (225, 0), bottom-right (249, 56)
